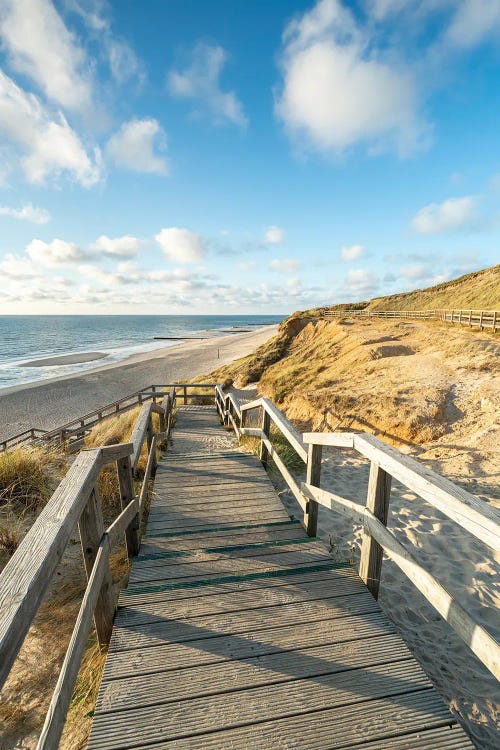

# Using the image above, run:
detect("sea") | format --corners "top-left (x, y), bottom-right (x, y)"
top-left (0, 315), bottom-right (283, 390)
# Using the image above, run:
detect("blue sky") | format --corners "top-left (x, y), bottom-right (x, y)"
top-left (0, 0), bottom-right (499, 314)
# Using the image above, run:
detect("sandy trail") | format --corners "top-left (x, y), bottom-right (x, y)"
top-left (0, 326), bottom-right (278, 441)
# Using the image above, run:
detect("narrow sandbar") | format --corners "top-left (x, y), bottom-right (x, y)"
top-left (23, 352), bottom-right (109, 367)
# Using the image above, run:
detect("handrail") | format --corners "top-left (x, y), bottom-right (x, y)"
top-left (0, 387), bottom-right (177, 748)
top-left (240, 396), bottom-right (308, 462)
top-left (220, 391), bottom-right (500, 681)
top-left (0, 382), bottom-right (215, 453)
top-left (322, 308), bottom-right (499, 331)
top-left (300, 480), bottom-right (499, 680)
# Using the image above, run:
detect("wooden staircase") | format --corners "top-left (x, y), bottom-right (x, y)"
top-left (86, 406), bottom-right (475, 750)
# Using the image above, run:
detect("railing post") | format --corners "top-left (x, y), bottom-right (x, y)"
top-left (147, 418), bottom-right (158, 475)
top-left (117, 455), bottom-right (140, 555)
top-left (78, 486), bottom-right (114, 646)
top-left (359, 461), bottom-right (392, 600)
top-left (304, 443), bottom-right (322, 537)
top-left (260, 409), bottom-right (271, 469)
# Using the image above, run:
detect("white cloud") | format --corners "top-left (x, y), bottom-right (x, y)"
top-left (0, 203), bottom-right (50, 223)
top-left (0, 252), bottom-right (41, 278)
top-left (91, 234), bottom-right (140, 257)
top-left (276, 0), bottom-right (426, 157)
top-left (155, 227), bottom-right (205, 263)
top-left (168, 43), bottom-right (247, 128)
top-left (106, 119), bottom-right (168, 175)
top-left (27, 238), bottom-right (84, 266)
top-left (399, 263), bottom-right (429, 280)
top-left (270, 258), bottom-right (300, 273)
top-left (411, 196), bottom-right (476, 234)
top-left (341, 244), bottom-right (365, 261)
top-left (66, 0), bottom-right (144, 84)
top-left (0, 0), bottom-right (92, 112)
top-left (265, 226), bottom-right (284, 244)
top-left (345, 268), bottom-right (378, 294)
top-left (0, 70), bottom-right (101, 186)
top-left (444, 0), bottom-right (500, 49)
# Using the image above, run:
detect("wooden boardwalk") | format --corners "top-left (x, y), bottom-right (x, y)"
top-left (87, 406), bottom-right (474, 750)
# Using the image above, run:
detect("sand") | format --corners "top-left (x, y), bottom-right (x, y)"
top-left (23, 352), bottom-right (109, 367)
top-left (0, 325), bottom-right (278, 442)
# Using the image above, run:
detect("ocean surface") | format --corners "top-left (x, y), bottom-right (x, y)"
top-left (0, 315), bottom-right (283, 389)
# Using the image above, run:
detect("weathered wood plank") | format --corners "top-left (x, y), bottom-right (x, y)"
top-left (89, 661), bottom-right (432, 748)
top-left (116, 574), bottom-right (364, 627)
top-left (97, 633), bottom-right (411, 712)
top-left (0, 450), bottom-right (101, 688)
top-left (109, 591), bottom-right (377, 652)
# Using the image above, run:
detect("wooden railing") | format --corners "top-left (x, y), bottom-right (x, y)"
top-left (321, 308), bottom-right (499, 331)
top-left (2, 384), bottom-right (498, 748)
top-left (0, 383), bottom-right (215, 453)
top-left (0, 388), bottom-right (176, 749)
top-left (215, 386), bottom-right (500, 682)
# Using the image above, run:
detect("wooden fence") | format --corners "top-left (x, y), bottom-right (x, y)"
top-left (321, 308), bottom-right (499, 331)
top-left (0, 387), bottom-right (177, 749)
top-left (215, 385), bottom-right (500, 682)
top-left (0, 383), bottom-right (215, 453)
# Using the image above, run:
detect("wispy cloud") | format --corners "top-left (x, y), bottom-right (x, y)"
top-left (0, 202), bottom-right (50, 223)
top-left (168, 43), bottom-right (247, 128)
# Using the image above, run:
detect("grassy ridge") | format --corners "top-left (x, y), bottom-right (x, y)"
top-left (319, 264), bottom-right (499, 314)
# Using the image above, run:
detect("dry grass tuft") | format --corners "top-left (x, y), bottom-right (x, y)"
top-left (0, 446), bottom-right (56, 508)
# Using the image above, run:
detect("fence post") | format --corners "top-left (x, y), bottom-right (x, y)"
top-left (493, 311), bottom-right (497, 334)
top-left (260, 409), bottom-right (271, 470)
top-left (183, 385), bottom-right (187, 405)
top-left (359, 461), bottom-right (392, 600)
top-left (468, 310), bottom-right (472, 327)
top-left (479, 310), bottom-right (484, 330)
top-left (78, 486), bottom-right (114, 645)
top-left (117, 455), bottom-right (140, 555)
top-left (304, 443), bottom-right (322, 537)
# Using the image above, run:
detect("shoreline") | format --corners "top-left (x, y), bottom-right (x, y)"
top-left (0, 325), bottom-right (278, 441)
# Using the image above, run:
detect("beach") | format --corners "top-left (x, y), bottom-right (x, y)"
top-left (0, 324), bottom-right (278, 442)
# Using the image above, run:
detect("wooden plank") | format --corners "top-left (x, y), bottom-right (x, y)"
top-left (118, 566), bottom-right (355, 608)
top-left (0, 449), bottom-right (101, 689)
top-left (138, 523), bottom-right (305, 551)
top-left (97, 633), bottom-right (411, 712)
top-left (110, 591), bottom-right (377, 652)
top-left (132, 539), bottom-right (324, 569)
top-left (130, 403), bottom-right (153, 472)
top-left (37, 540), bottom-right (110, 750)
top-left (88, 662), bottom-right (432, 748)
top-left (116, 574), bottom-right (364, 627)
top-left (354, 433), bottom-right (500, 551)
top-left (303, 431), bottom-right (356, 447)
top-left (127, 547), bottom-right (334, 586)
top-left (144, 510), bottom-right (289, 532)
top-left (101, 610), bottom-right (396, 681)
